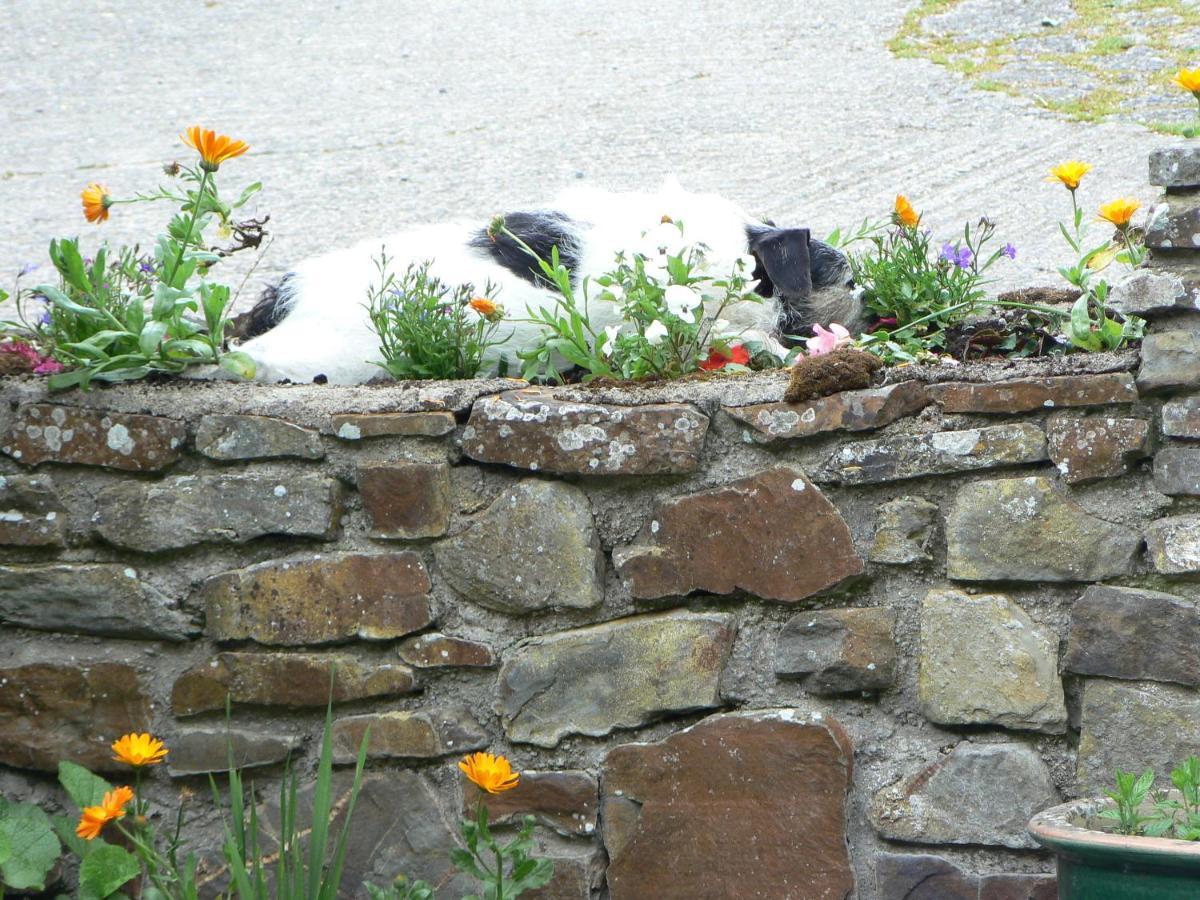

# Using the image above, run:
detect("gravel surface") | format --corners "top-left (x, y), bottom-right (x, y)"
top-left (0, 0), bottom-right (1177, 315)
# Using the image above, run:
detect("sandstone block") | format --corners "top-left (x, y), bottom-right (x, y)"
top-left (332, 411), bottom-right (456, 439)
top-left (775, 607), bottom-right (897, 694)
top-left (1046, 414), bottom-right (1150, 483)
top-left (723, 381), bottom-right (929, 443)
top-left (869, 497), bottom-right (938, 564)
top-left (2, 404), bottom-right (184, 471)
top-left (929, 373), bottom-right (1136, 413)
top-left (357, 462), bottom-right (451, 539)
top-left (0, 474), bottom-right (65, 546)
top-left (331, 706), bottom-right (487, 764)
top-left (398, 633), bottom-right (496, 669)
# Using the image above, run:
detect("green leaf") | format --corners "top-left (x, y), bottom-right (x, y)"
top-left (58, 761), bottom-right (113, 809)
top-left (219, 351), bottom-right (257, 380)
top-left (36, 284), bottom-right (105, 320)
top-left (234, 182), bottom-right (263, 208)
top-left (139, 320), bottom-right (169, 356)
top-left (0, 802), bottom-right (61, 891)
top-left (49, 814), bottom-right (92, 859)
top-left (78, 844), bottom-right (139, 900)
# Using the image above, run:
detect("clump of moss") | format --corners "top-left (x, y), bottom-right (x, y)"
top-left (784, 349), bottom-right (883, 403)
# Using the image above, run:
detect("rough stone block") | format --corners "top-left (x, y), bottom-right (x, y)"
top-left (331, 411), bottom-right (456, 439)
top-left (946, 476), bottom-right (1139, 582)
top-left (172, 653), bottom-right (416, 715)
top-left (1162, 394), bottom-right (1200, 438)
top-left (870, 743), bottom-right (1057, 849)
top-left (869, 497), bottom-right (938, 564)
top-left (95, 474), bottom-right (340, 551)
top-left (614, 467), bottom-right (863, 602)
top-left (1137, 331), bottom-right (1200, 393)
top-left (398, 633), bottom-right (496, 669)
top-left (774, 607), bottom-right (897, 694)
top-left (1154, 446), bottom-right (1200, 496)
top-left (498, 611), bottom-right (735, 747)
top-left (465, 770), bottom-right (598, 837)
top-left (203, 552), bottom-right (432, 645)
top-left (0, 564), bottom-right (197, 641)
top-left (918, 588), bottom-right (1066, 733)
top-left (0, 662), bottom-right (151, 772)
top-left (1046, 414), bottom-right (1150, 484)
top-left (1151, 146), bottom-right (1200, 188)
top-left (1146, 193), bottom-right (1200, 249)
top-left (1146, 515), bottom-right (1200, 574)
top-left (1, 404), bottom-right (185, 471)
top-left (723, 381), bottom-right (929, 443)
top-left (331, 706), bottom-right (487, 764)
top-left (815, 424), bottom-right (1047, 485)
top-left (0, 474), bottom-right (65, 546)
top-left (195, 414), bottom-right (324, 460)
top-left (462, 389), bottom-right (707, 475)
top-left (928, 373), bottom-right (1137, 413)
top-left (875, 854), bottom-right (1056, 900)
top-left (603, 710), bottom-right (854, 900)
top-left (357, 462), bottom-right (451, 539)
top-left (168, 728), bottom-right (297, 777)
top-left (1107, 270), bottom-right (1194, 317)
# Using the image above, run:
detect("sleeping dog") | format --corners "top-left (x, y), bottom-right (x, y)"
top-left (235, 180), bottom-right (863, 383)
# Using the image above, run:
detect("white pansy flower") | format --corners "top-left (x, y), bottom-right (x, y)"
top-left (641, 255), bottom-right (669, 285)
top-left (599, 324), bottom-right (622, 357)
top-left (736, 254), bottom-right (758, 273)
top-left (664, 284), bottom-right (701, 318)
top-left (644, 319), bottom-right (668, 345)
top-left (642, 220), bottom-right (687, 258)
top-left (604, 282), bottom-right (625, 302)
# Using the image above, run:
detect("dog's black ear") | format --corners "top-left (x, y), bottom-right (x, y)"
top-left (746, 227), bottom-right (813, 300)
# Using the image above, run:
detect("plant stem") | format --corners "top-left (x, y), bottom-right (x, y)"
top-left (165, 169), bottom-right (211, 287)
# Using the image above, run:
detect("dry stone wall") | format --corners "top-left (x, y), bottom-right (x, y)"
top-left (3, 149), bottom-right (1200, 899)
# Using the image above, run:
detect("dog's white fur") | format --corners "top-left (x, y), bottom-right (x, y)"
top-left (237, 180), bottom-right (782, 384)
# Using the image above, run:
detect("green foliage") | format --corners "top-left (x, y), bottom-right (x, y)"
top-left (1067, 282), bottom-right (1144, 352)
top-left (78, 844), bottom-right (140, 900)
top-left (1099, 768), bottom-right (1156, 836)
top-left (367, 253), bottom-right (509, 380)
top-left (453, 806), bottom-right (554, 900)
top-left (0, 796), bottom-right (61, 892)
top-left (58, 760), bottom-right (113, 809)
top-left (1098, 759), bottom-right (1200, 840)
top-left (365, 875), bottom-right (436, 900)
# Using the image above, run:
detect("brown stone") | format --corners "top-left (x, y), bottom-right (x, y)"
top-left (929, 373), bottom-right (1137, 413)
top-left (462, 389), bottom-right (708, 475)
top-left (331, 706), bottom-right (487, 764)
top-left (167, 727), bottom-right (297, 777)
top-left (2, 403), bottom-right (185, 471)
top-left (524, 841), bottom-right (605, 900)
top-left (0, 662), bottom-right (151, 772)
top-left (195, 414), bottom-right (324, 460)
top-left (172, 652), bottom-right (417, 716)
top-left (602, 709), bottom-right (854, 900)
top-left (724, 381), bottom-right (929, 443)
top-left (0, 474), bottom-right (65, 546)
top-left (332, 411), bottom-right (456, 439)
top-left (202, 552), bottom-right (433, 645)
top-left (614, 467), bottom-right (863, 602)
top-left (397, 633), bottom-right (496, 669)
top-left (465, 770), bottom-right (598, 836)
top-left (875, 854), bottom-right (1056, 900)
top-left (1137, 331), bottom-right (1200, 394)
top-left (357, 462), bottom-right (452, 539)
top-left (1046, 414), bottom-right (1150, 484)
top-left (775, 607), bottom-right (898, 694)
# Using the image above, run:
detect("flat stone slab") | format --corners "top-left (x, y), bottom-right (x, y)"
top-left (614, 467), bottom-right (864, 602)
top-left (815, 423), bottom-right (1047, 485)
top-left (1151, 145), bottom-right (1200, 188)
top-left (1146, 515), bottom-right (1200, 574)
top-left (357, 462), bottom-right (451, 539)
top-left (1154, 447), bottom-right (1200, 496)
top-left (331, 411), bottom-right (456, 439)
top-left (195, 414), bottom-right (324, 460)
top-left (603, 710), bottom-right (854, 900)
top-left (2, 403), bottom-right (185, 471)
top-left (168, 727), bottom-right (297, 777)
top-left (870, 742), bottom-right (1058, 849)
top-left (723, 381), bottom-right (929, 443)
top-left (331, 706), bottom-right (487, 763)
top-left (1047, 414), bottom-right (1150, 484)
top-left (1163, 395), bottom-right (1200, 438)
top-left (1107, 270), bottom-right (1196, 317)
top-left (462, 389), bottom-right (707, 475)
top-left (875, 853), bottom-right (1056, 900)
top-left (1146, 193), bottom-right (1200, 250)
top-left (1137, 331), bottom-right (1200, 394)
top-left (498, 611), bottom-right (735, 747)
top-left (0, 474), bottom-right (65, 547)
top-left (774, 607), bottom-right (898, 694)
top-left (928, 373), bottom-right (1136, 413)
top-left (397, 633), bottom-right (496, 669)
top-left (465, 770), bottom-right (598, 837)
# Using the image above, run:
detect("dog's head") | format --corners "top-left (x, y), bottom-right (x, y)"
top-left (745, 225), bottom-right (862, 340)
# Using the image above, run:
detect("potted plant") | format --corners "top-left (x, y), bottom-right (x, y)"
top-left (1028, 758), bottom-right (1200, 899)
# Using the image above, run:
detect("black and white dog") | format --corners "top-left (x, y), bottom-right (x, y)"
top-left (235, 180), bottom-right (862, 383)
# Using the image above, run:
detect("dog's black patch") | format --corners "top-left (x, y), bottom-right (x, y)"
top-left (231, 273), bottom-right (295, 340)
top-left (470, 211), bottom-right (581, 287)
top-left (810, 239), bottom-right (850, 288)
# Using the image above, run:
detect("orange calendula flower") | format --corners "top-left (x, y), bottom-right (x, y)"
top-left (112, 732), bottom-right (168, 767)
top-left (181, 126), bottom-right (249, 171)
top-left (893, 195), bottom-right (919, 228)
top-left (76, 785), bottom-right (134, 841)
top-left (469, 296), bottom-right (499, 317)
top-left (81, 183), bottom-right (112, 224)
top-left (1097, 198), bottom-right (1140, 229)
top-left (1174, 68), bottom-right (1200, 97)
top-left (1047, 161), bottom-right (1093, 191)
top-left (458, 751), bottom-right (520, 794)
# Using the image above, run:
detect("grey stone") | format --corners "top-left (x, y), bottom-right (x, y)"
top-left (434, 479), bottom-right (603, 613)
top-left (918, 588), bottom-right (1066, 733)
top-left (1146, 193), bottom-right (1200, 250)
top-left (195, 414), bottom-right (324, 460)
top-left (1163, 394), bottom-right (1200, 438)
top-left (0, 474), bottom-right (65, 547)
top-left (870, 743), bottom-right (1058, 849)
top-left (1077, 680), bottom-right (1200, 794)
top-left (1, 404), bottom-right (185, 471)
top-left (1154, 446), bottom-right (1200, 496)
top-left (869, 497), bottom-right (939, 564)
top-left (331, 706), bottom-right (488, 764)
top-left (1146, 515), bottom-right (1200, 574)
top-left (775, 607), bottom-right (897, 694)
top-left (1150, 145), bottom-right (1200, 188)
top-left (167, 727), bottom-right (297, 777)
top-left (498, 611), bottom-right (735, 747)
top-left (815, 424), bottom-right (1047, 485)
top-left (1046, 414), bottom-right (1150, 484)
top-left (1064, 585), bottom-right (1200, 687)
top-left (0, 563), bottom-right (197, 641)
top-left (928, 373), bottom-right (1137, 413)
top-left (1107, 270), bottom-right (1193, 317)
top-left (723, 381), bottom-right (929, 443)
top-left (1138, 330), bottom-right (1200, 393)
top-left (946, 476), bottom-right (1139, 582)
top-left (94, 474), bottom-right (341, 551)
top-left (875, 853), bottom-right (1056, 900)
top-left (331, 411), bottom-right (457, 439)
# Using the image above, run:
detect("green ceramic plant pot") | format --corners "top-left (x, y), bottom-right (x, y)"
top-left (1029, 797), bottom-right (1200, 899)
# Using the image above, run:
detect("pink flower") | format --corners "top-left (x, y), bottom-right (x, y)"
top-left (2, 341), bottom-right (65, 375)
top-left (805, 323), bottom-right (852, 357)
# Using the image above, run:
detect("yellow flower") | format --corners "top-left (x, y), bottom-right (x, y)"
top-left (469, 296), bottom-right (499, 317)
top-left (1174, 68), bottom-right (1200, 97)
top-left (76, 785), bottom-right (134, 841)
top-left (112, 732), bottom-right (168, 767)
top-left (893, 194), bottom-right (919, 228)
top-left (181, 126), bottom-right (249, 171)
top-left (81, 183), bottom-right (112, 224)
top-left (1047, 161), bottom-right (1093, 192)
top-left (1097, 198), bottom-right (1140, 229)
top-left (458, 751), bottom-right (520, 794)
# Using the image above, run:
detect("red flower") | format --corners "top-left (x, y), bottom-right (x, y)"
top-left (699, 344), bottom-right (750, 371)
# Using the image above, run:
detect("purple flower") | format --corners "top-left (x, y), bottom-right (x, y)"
top-left (1002, 243), bottom-right (1017, 260)
top-left (17, 263), bottom-right (38, 278)
top-left (138, 262), bottom-right (155, 274)
top-left (940, 243), bottom-right (957, 264)
top-left (36, 303), bottom-right (52, 327)
top-left (955, 247), bottom-right (974, 269)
